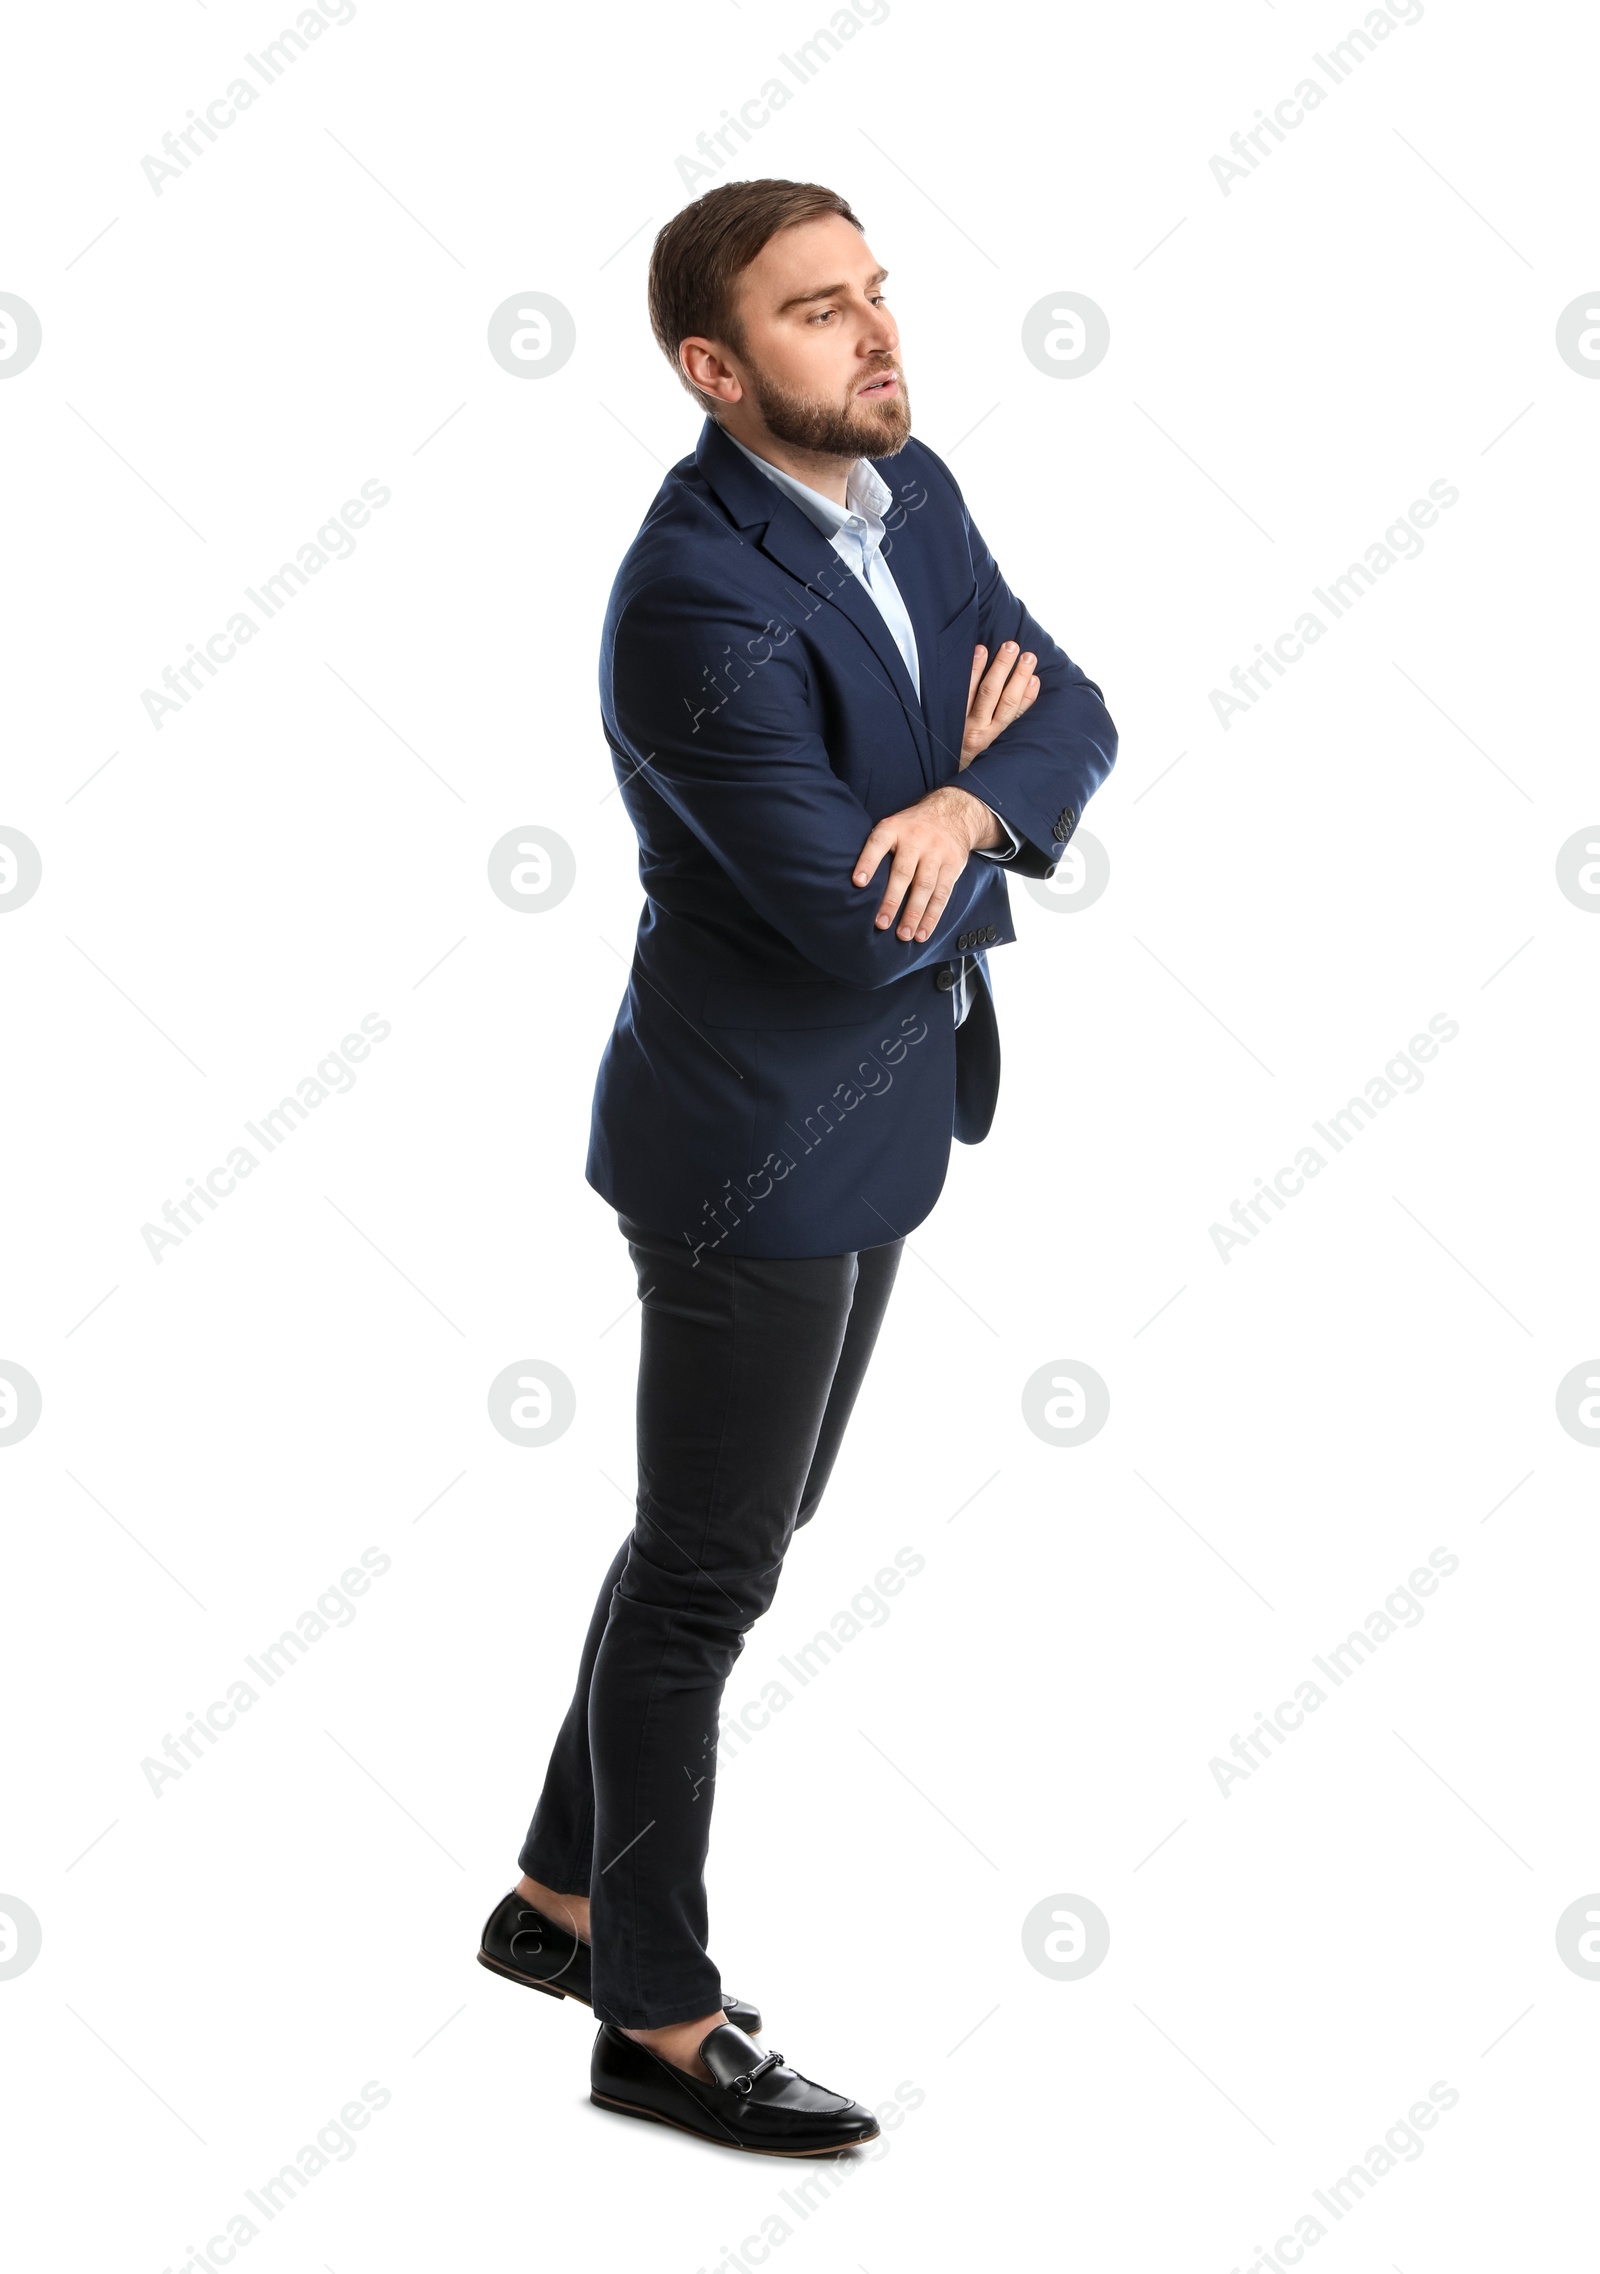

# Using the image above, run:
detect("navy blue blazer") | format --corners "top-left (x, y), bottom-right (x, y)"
top-left (586, 416), bottom-right (1117, 1259)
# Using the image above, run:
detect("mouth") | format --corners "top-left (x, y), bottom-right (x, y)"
top-left (856, 370), bottom-right (900, 398)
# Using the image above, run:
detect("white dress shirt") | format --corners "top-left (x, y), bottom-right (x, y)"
top-left (728, 433), bottom-right (1019, 1027)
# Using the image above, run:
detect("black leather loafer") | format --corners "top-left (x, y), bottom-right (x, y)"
top-left (476, 1893), bottom-right (762, 2038)
top-left (590, 2020), bottom-right (879, 2156)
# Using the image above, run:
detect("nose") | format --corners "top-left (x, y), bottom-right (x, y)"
top-left (861, 300), bottom-right (897, 353)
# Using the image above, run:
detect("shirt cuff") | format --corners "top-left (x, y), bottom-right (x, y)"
top-left (971, 803), bottom-right (1022, 863)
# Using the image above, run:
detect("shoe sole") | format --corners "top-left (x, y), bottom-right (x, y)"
top-left (479, 1948), bottom-right (763, 2038)
top-left (476, 1948), bottom-right (587, 2005)
top-left (590, 2087), bottom-right (878, 2158)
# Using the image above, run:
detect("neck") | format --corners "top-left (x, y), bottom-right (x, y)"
top-left (723, 419), bottom-right (853, 507)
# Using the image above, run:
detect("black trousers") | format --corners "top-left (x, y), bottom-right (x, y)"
top-left (518, 1212), bottom-right (904, 2027)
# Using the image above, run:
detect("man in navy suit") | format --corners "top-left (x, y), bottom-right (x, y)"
top-left (480, 179), bottom-right (1117, 2156)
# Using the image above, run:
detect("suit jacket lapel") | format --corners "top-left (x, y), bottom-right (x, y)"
top-left (873, 460), bottom-right (960, 781)
top-left (695, 420), bottom-right (937, 791)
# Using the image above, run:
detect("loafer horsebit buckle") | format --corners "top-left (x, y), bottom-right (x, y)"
top-left (729, 2050), bottom-right (783, 2095)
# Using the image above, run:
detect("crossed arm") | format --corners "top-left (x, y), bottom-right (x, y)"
top-left (608, 493), bottom-right (1115, 986)
top-left (853, 452), bottom-right (1119, 934)
top-left (853, 638), bottom-right (1042, 941)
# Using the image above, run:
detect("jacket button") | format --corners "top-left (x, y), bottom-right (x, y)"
top-left (934, 966), bottom-right (956, 991)
top-left (984, 925), bottom-right (998, 942)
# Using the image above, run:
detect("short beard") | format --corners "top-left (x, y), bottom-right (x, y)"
top-left (744, 361), bottom-right (912, 461)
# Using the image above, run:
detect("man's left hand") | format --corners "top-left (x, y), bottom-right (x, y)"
top-left (852, 783), bottom-right (1005, 943)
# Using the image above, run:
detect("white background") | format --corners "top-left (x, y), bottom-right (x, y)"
top-left (3, 0), bottom-right (1597, 2266)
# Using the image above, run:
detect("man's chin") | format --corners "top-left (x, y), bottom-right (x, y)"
top-left (852, 401), bottom-right (912, 456)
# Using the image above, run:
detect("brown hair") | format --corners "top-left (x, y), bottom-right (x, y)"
top-left (648, 179), bottom-right (863, 418)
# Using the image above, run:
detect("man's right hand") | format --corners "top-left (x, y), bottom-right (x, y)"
top-left (960, 641), bottom-right (1038, 766)
top-left (851, 639), bottom-right (1040, 936)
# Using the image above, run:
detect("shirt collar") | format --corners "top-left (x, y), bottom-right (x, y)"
top-left (727, 431), bottom-right (892, 544)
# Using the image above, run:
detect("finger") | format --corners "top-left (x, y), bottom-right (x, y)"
top-left (895, 853), bottom-right (946, 940)
top-left (992, 652), bottom-right (1038, 722)
top-left (969, 640), bottom-right (1020, 726)
top-left (853, 821), bottom-right (896, 886)
top-left (967, 646), bottom-right (987, 709)
top-left (986, 657), bottom-right (1035, 736)
top-left (910, 866), bottom-right (959, 942)
top-left (875, 846), bottom-right (922, 929)
top-left (903, 845), bottom-right (969, 941)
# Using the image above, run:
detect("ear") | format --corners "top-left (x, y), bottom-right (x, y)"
top-left (679, 337), bottom-right (743, 404)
